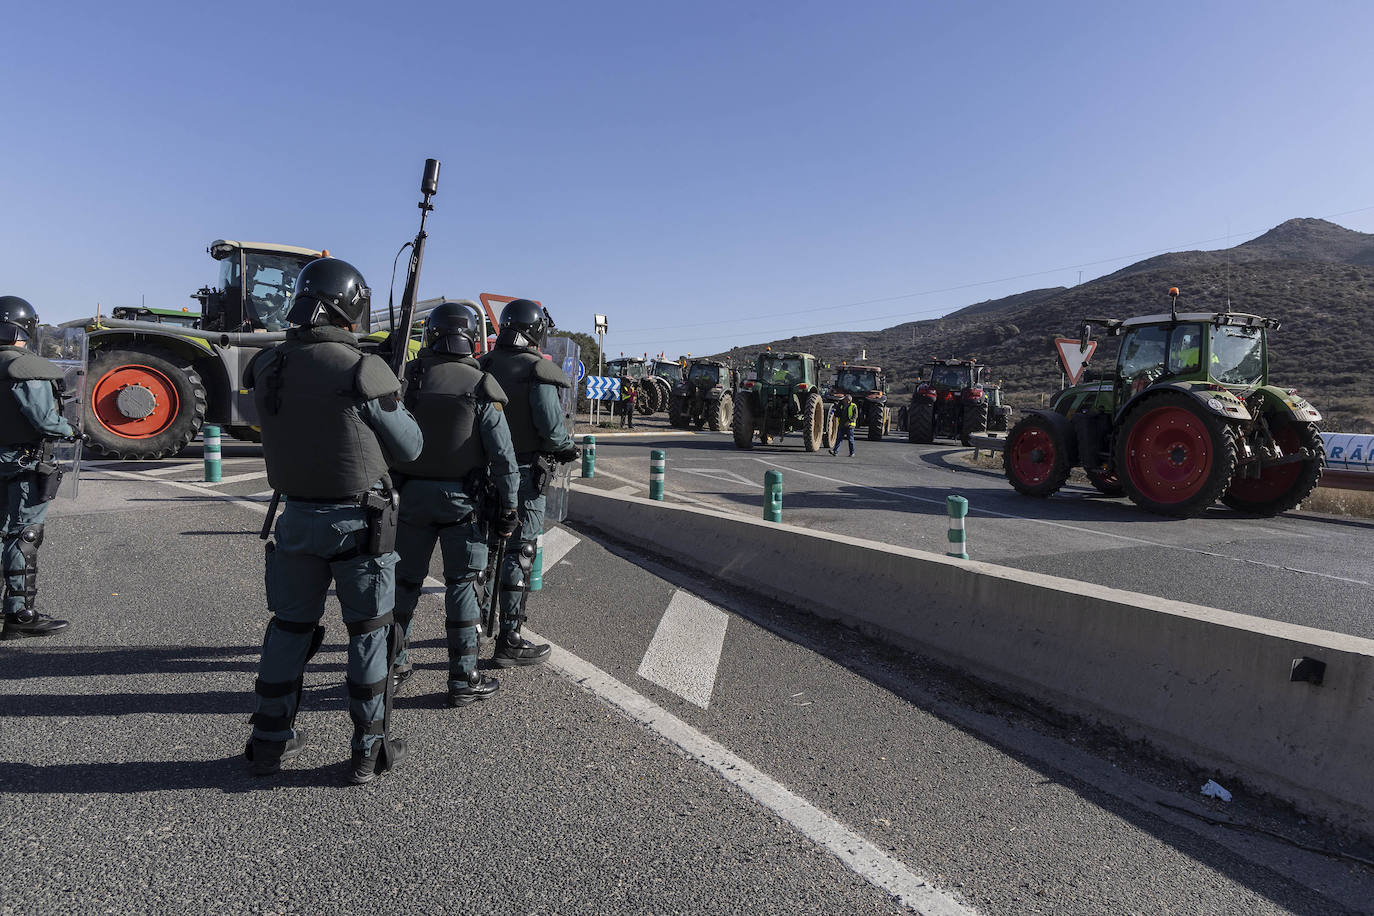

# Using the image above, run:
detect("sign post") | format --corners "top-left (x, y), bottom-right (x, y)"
top-left (594, 314), bottom-right (608, 426)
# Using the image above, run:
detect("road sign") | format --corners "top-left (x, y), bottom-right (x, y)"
top-left (576, 360), bottom-right (586, 382)
top-left (584, 376), bottom-right (621, 400)
top-left (1054, 338), bottom-right (1097, 386)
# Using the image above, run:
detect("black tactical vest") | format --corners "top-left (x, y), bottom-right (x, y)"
top-left (480, 347), bottom-right (544, 455)
top-left (247, 326), bottom-right (395, 499)
top-left (396, 353), bottom-right (488, 479)
top-left (0, 347), bottom-right (64, 447)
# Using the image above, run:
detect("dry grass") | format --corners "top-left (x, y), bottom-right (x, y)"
top-left (1299, 486), bottom-right (1374, 518)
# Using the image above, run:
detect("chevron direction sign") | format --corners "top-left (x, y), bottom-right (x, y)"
top-left (584, 376), bottom-right (621, 400)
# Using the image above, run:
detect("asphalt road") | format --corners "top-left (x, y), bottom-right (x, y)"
top-left (577, 416), bottom-right (1374, 640)
top-left (0, 446), bottom-right (1370, 914)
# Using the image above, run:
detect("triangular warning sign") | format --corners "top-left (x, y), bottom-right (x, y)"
top-left (1055, 337), bottom-right (1097, 385)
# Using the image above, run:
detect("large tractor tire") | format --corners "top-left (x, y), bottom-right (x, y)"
top-left (732, 394), bottom-right (755, 449)
top-left (802, 392), bottom-right (825, 452)
top-left (1221, 420), bottom-right (1323, 516)
top-left (86, 347), bottom-right (208, 460)
top-left (960, 401), bottom-right (989, 447)
top-left (868, 408), bottom-right (884, 442)
top-left (1085, 468), bottom-right (1125, 497)
top-left (1115, 391), bottom-right (1237, 517)
top-left (1004, 414), bottom-right (1071, 497)
top-left (637, 381), bottom-right (656, 415)
top-left (823, 410), bottom-right (838, 450)
top-left (907, 401), bottom-right (935, 444)
top-left (709, 393), bottom-right (732, 432)
top-left (668, 395), bottom-right (688, 428)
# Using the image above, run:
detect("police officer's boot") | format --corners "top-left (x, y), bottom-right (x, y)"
top-left (245, 728), bottom-right (309, 777)
top-left (390, 663), bottom-right (414, 693)
top-left (350, 737), bottom-right (408, 786)
top-left (492, 631), bottom-right (551, 667)
top-left (1, 609), bottom-right (69, 640)
top-left (448, 671), bottom-right (500, 706)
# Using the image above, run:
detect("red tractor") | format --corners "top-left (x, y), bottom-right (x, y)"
top-left (905, 358), bottom-right (1000, 446)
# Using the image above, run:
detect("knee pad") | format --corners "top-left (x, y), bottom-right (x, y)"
top-left (20, 525), bottom-right (43, 549)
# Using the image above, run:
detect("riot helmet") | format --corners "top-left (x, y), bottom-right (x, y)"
top-left (285, 258), bottom-right (371, 328)
top-left (0, 296), bottom-right (39, 344)
top-left (424, 301), bottom-right (481, 356)
top-left (495, 298), bottom-right (548, 348)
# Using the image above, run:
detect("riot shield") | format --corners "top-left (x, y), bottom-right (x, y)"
top-left (543, 459), bottom-right (574, 525)
top-left (36, 326), bottom-right (87, 498)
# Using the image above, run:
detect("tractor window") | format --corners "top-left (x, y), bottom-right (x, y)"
top-left (653, 363), bottom-right (683, 381)
top-left (244, 254), bottom-right (307, 331)
top-left (1211, 325), bottom-right (1265, 386)
top-left (836, 369), bottom-right (878, 392)
top-left (217, 256), bottom-right (242, 293)
top-left (930, 365), bottom-right (972, 388)
top-left (1166, 324), bottom-right (1204, 375)
top-left (689, 365), bottom-right (721, 383)
top-left (760, 357), bottom-right (803, 385)
top-left (1117, 326), bottom-right (1169, 391)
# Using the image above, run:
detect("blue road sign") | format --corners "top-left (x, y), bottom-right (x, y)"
top-left (584, 376), bottom-right (621, 400)
top-left (576, 360), bottom-right (586, 382)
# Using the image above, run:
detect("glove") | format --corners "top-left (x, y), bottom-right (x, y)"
top-left (554, 446), bottom-right (580, 465)
top-left (495, 509), bottom-right (519, 539)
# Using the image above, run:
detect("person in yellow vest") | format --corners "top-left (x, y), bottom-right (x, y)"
top-left (618, 374), bottom-right (636, 429)
top-left (828, 395), bottom-right (858, 457)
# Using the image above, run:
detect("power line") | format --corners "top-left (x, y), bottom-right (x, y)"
top-left (612, 203), bottom-right (1374, 347)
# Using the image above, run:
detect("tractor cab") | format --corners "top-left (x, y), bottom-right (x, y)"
top-left (196, 240), bottom-right (325, 333)
top-left (755, 352), bottom-right (814, 392)
top-left (607, 357), bottom-right (647, 379)
top-left (832, 365), bottom-right (882, 395)
top-left (687, 360), bottom-right (729, 387)
top-left (649, 359), bottom-right (683, 384)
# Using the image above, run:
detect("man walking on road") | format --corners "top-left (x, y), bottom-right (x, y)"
top-left (390, 302), bottom-right (520, 707)
top-left (480, 300), bottom-right (578, 668)
top-left (829, 394), bottom-right (857, 457)
top-left (242, 258), bottom-right (423, 785)
top-left (619, 374), bottom-right (635, 428)
top-left (0, 296), bottom-right (74, 640)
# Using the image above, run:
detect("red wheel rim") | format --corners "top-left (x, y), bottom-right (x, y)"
top-left (1008, 424), bottom-right (1056, 486)
top-left (92, 364), bottom-right (179, 439)
top-left (1226, 424), bottom-right (1302, 502)
top-left (1124, 405), bottom-right (1214, 504)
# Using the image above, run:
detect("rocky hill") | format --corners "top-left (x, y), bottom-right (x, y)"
top-left (712, 219), bottom-right (1374, 430)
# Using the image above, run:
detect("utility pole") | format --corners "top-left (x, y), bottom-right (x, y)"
top-left (594, 314), bottom-right (608, 426)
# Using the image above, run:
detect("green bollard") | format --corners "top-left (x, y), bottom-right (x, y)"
top-left (581, 435), bottom-right (596, 478)
top-left (649, 449), bottom-right (666, 500)
top-left (203, 424), bottom-right (222, 482)
top-left (946, 494), bottom-right (969, 559)
top-left (764, 469), bottom-right (782, 522)
top-left (530, 532), bottom-right (544, 592)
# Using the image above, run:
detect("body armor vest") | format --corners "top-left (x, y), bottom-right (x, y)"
top-left (0, 347), bottom-right (63, 447)
top-left (481, 347), bottom-right (542, 455)
top-left (250, 328), bottom-right (391, 499)
top-left (396, 354), bottom-right (486, 479)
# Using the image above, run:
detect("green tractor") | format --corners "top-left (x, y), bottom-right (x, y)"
top-left (732, 351), bottom-right (826, 451)
top-left (606, 357), bottom-right (661, 414)
top-left (669, 358), bottom-right (736, 430)
top-left (1003, 289), bottom-right (1324, 517)
top-left (822, 362), bottom-right (890, 444)
top-left (647, 358), bottom-right (682, 413)
top-left (84, 240), bottom-right (326, 459)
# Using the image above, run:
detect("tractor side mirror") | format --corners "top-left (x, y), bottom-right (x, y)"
top-left (1080, 323), bottom-right (1094, 353)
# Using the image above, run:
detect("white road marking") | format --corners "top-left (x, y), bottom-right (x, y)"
top-left (676, 466), bottom-right (761, 488)
top-left (200, 471), bottom-right (270, 485)
top-left (636, 589), bottom-right (729, 708)
top-left (736, 457), bottom-right (1372, 587)
top-left (542, 524), bottom-right (580, 570)
top-left (545, 636), bottom-right (976, 915)
top-left (87, 461), bottom-right (200, 476)
top-left (108, 463), bottom-right (970, 912)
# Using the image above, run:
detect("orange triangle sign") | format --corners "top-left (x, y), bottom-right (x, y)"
top-left (1055, 337), bottom-right (1097, 385)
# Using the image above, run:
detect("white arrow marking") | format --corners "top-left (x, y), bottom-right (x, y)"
top-left (677, 467), bottom-right (760, 488)
top-left (636, 589), bottom-right (729, 709)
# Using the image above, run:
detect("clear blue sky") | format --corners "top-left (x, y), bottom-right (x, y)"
top-left (3, 1), bottom-right (1371, 358)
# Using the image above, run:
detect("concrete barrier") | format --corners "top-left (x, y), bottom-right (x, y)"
top-left (570, 484), bottom-right (1374, 832)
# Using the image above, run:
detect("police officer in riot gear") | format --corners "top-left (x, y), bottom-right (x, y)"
top-left (478, 299), bottom-right (576, 665)
top-left (0, 297), bottom-right (74, 640)
top-left (391, 302), bottom-right (520, 706)
top-left (242, 258), bottom-right (423, 784)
